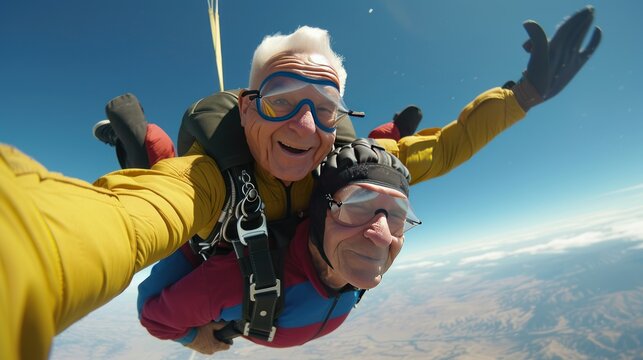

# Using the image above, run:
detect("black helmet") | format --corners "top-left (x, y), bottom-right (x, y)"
top-left (309, 138), bottom-right (411, 266)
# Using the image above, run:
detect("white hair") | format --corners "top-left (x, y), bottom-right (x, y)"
top-left (248, 26), bottom-right (347, 95)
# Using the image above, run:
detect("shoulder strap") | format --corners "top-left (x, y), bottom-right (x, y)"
top-left (177, 90), bottom-right (252, 170)
top-left (215, 165), bottom-right (283, 343)
top-left (212, 205), bottom-right (302, 344)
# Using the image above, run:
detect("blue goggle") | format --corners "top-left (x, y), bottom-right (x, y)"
top-left (241, 71), bottom-right (364, 133)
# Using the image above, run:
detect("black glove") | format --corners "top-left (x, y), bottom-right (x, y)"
top-left (511, 5), bottom-right (602, 111)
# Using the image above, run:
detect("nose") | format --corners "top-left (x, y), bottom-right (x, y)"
top-left (363, 213), bottom-right (394, 248)
top-left (287, 103), bottom-right (317, 135)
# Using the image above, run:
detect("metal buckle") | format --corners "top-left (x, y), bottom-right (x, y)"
top-left (236, 213), bottom-right (268, 246)
top-left (248, 274), bottom-right (281, 302)
top-left (243, 322), bottom-right (277, 342)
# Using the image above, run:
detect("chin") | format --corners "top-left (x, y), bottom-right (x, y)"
top-left (274, 167), bottom-right (312, 182)
top-left (349, 275), bottom-right (382, 290)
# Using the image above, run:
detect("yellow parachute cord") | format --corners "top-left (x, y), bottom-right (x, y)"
top-left (207, 0), bottom-right (224, 91)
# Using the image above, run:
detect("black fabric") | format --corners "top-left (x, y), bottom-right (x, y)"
top-left (247, 234), bottom-right (277, 290)
top-left (245, 232), bottom-right (279, 340)
top-left (212, 321), bottom-right (240, 344)
top-left (309, 138), bottom-right (411, 267)
top-left (115, 141), bottom-right (127, 169)
top-left (212, 216), bottom-right (297, 343)
top-left (314, 139), bottom-right (410, 198)
top-left (248, 292), bottom-right (278, 338)
top-left (318, 163), bottom-right (409, 201)
top-left (177, 90), bottom-right (251, 170)
top-left (104, 93), bottom-right (150, 168)
top-left (393, 105), bottom-right (422, 137)
top-left (334, 113), bottom-right (357, 147)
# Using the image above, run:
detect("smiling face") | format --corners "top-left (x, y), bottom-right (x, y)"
top-left (239, 53), bottom-right (338, 184)
top-left (318, 183), bottom-right (407, 290)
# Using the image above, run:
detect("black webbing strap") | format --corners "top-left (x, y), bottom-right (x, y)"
top-left (209, 210), bottom-right (302, 344)
top-left (210, 166), bottom-right (281, 343)
top-left (213, 230), bottom-right (279, 343)
top-left (242, 232), bottom-right (279, 341)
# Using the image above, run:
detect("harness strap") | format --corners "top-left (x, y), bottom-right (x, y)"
top-left (212, 321), bottom-right (237, 345)
top-left (206, 166), bottom-right (281, 343)
top-left (244, 232), bottom-right (279, 341)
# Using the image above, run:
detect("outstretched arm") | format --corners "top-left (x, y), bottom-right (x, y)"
top-left (0, 144), bottom-right (225, 359)
top-left (378, 6), bottom-right (601, 184)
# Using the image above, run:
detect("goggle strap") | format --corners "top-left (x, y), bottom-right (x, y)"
top-left (240, 89), bottom-right (261, 101)
top-left (348, 110), bottom-right (366, 118)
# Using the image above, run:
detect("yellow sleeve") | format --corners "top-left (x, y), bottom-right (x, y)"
top-left (0, 145), bottom-right (225, 359)
top-left (93, 154), bottom-right (225, 271)
top-left (377, 87), bottom-right (526, 184)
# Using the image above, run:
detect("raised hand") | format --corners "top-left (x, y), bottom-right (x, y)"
top-left (512, 6), bottom-right (602, 111)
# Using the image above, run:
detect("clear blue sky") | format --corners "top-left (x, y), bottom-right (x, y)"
top-left (1, 0), bottom-right (641, 252)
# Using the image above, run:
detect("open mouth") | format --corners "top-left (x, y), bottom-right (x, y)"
top-left (279, 141), bottom-right (310, 154)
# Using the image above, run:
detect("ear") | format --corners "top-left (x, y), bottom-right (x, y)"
top-left (238, 91), bottom-right (250, 127)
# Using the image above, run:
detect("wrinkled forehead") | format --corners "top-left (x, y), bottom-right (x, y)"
top-left (253, 52), bottom-right (340, 89)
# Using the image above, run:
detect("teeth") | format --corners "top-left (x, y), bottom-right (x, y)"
top-left (280, 141), bottom-right (304, 151)
top-left (279, 141), bottom-right (310, 154)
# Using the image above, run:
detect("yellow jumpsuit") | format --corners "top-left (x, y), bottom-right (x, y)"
top-left (0, 87), bottom-right (524, 359)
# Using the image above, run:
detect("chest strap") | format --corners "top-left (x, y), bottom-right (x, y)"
top-left (233, 168), bottom-right (279, 341)
top-left (195, 166), bottom-right (282, 343)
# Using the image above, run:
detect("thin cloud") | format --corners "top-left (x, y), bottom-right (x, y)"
top-left (514, 231), bottom-right (608, 255)
top-left (632, 243), bottom-right (643, 250)
top-left (460, 213), bottom-right (643, 266)
top-left (399, 204), bottom-right (643, 269)
top-left (460, 251), bottom-right (510, 265)
top-left (458, 210), bottom-right (643, 266)
top-left (395, 260), bottom-right (448, 270)
top-left (598, 183), bottom-right (643, 197)
top-left (443, 271), bottom-right (470, 283)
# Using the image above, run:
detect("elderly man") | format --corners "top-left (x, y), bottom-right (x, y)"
top-left (0, 6), bottom-right (599, 360)
top-left (140, 140), bottom-right (420, 354)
